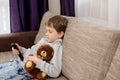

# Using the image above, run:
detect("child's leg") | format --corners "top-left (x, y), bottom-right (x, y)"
top-left (0, 61), bottom-right (14, 68)
top-left (0, 60), bottom-right (33, 80)
top-left (0, 60), bottom-right (19, 79)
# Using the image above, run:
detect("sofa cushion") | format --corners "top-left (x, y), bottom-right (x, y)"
top-left (62, 17), bottom-right (120, 80)
top-left (104, 42), bottom-right (120, 80)
top-left (0, 51), bottom-right (17, 63)
top-left (34, 11), bottom-right (55, 44)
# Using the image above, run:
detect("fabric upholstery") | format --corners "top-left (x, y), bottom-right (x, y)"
top-left (34, 12), bottom-right (55, 44)
top-left (62, 18), bottom-right (120, 80)
top-left (0, 51), bottom-right (17, 63)
top-left (104, 42), bottom-right (120, 80)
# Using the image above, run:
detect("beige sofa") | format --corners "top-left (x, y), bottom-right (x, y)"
top-left (0, 11), bottom-right (120, 80)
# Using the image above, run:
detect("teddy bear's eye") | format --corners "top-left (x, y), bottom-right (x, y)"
top-left (41, 51), bottom-right (47, 57)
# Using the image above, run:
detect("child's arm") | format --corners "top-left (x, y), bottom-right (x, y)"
top-left (11, 43), bottom-right (24, 61)
top-left (22, 38), bottom-right (47, 59)
top-left (12, 43), bottom-right (22, 55)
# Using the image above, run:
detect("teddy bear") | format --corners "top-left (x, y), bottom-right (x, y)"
top-left (24, 44), bottom-right (54, 80)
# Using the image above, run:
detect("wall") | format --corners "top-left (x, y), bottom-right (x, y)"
top-left (48, 0), bottom-right (60, 15)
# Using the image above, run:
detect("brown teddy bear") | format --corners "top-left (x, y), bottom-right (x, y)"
top-left (24, 44), bottom-right (54, 80)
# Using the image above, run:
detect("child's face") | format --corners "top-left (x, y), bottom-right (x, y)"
top-left (45, 25), bottom-right (64, 42)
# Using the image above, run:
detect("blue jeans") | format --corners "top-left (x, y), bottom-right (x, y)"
top-left (0, 60), bottom-right (32, 80)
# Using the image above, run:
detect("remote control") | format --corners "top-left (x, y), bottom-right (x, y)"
top-left (11, 43), bottom-right (24, 61)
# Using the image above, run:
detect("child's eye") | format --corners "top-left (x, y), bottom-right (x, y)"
top-left (49, 31), bottom-right (52, 33)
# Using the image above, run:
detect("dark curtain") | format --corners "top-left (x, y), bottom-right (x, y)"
top-left (60, 0), bottom-right (75, 16)
top-left (10, 0), bottom-right (48, 33)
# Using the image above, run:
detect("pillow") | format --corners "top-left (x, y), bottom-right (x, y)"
top-left (62, 17), bottom-right (120, 80)
top-left (105, 42), bottom-right (120, 80)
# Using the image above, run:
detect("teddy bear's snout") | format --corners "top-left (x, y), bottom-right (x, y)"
top-left (41, 50), bottom-right (47, 57)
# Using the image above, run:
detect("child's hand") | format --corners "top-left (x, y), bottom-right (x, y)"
top-left (15, 43), bottom-right (22, 51)
top-left (11, 43), bottom-right (22, 55)
top-left (12, 48), bottom-right (19, 55)
top-left (27, 54), bottom-right (40, 64)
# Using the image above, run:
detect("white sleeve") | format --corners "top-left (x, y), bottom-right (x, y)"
top-left (36, 45), bottom-right (63, 78)
top-left (21, 47), bottom-right (28, 54)
top-left (21, 38), bottom-right (46, 57)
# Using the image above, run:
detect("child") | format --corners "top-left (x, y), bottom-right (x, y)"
top-left (0, 15), bottom-right (68, 79)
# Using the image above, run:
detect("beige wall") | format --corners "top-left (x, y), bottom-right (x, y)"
top-left (48, 0), bottom-right (60, 15)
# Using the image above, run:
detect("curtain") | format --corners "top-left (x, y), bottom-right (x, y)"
top-left (0, 0), bottom-right (10, 34)
top-left (108, 0), bottom-right (120, 28)
top-left (10, 0), bottom-right (48, 33)
top-left (60, 0), bottom-right (75, 16)
top-left (75, 0), bottom-right (120, 28)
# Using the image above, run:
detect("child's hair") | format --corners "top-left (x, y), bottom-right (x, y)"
top-left (46, 15), bottom-right (68, 34)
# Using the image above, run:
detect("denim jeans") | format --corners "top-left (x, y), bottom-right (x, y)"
top-left (0, 60), bottom-right (32, 80)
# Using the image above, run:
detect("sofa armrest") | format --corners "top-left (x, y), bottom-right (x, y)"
top-left (0, 31), bottom-right (38, 52)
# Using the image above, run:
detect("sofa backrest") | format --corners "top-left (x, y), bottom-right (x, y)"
top-left (34, 12), bottom-right (54, 44)
top-left (34, 11), bottom-right (120, 80)
top-left (62, 16), bottom-right (120, 80)
top-left (104, 42), bottom-right (120, 80)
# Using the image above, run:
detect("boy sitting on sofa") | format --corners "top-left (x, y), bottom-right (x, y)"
top-left (0, 15), bottom-right (68, 79)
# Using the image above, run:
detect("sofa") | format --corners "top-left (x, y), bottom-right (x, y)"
top-left (0, 11), bottom-right (120, 80)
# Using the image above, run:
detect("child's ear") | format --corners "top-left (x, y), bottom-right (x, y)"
top-left (59, 31), bottom-right (64, 38)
